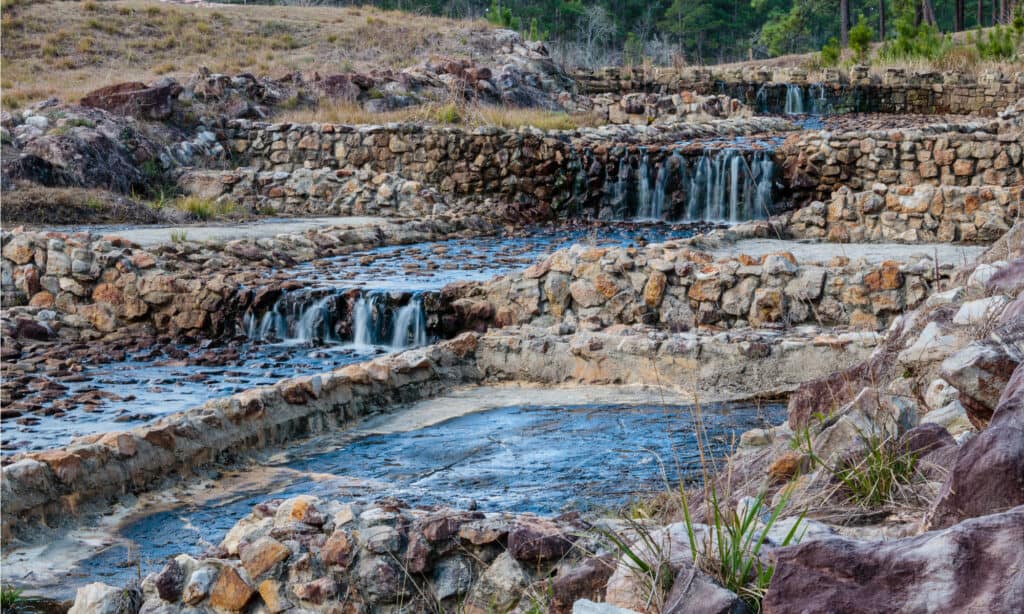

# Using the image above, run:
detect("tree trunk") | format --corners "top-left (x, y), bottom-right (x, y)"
top-left (922, 0), bottom-right (938, 25)
top-left (879, 0), bottom-right (887, 39)
top-left (977, 0), bottom-right (984, 25)
top-left (955, 0), bottom-right (965, 30)
top-left (841, 0), bottom-right (850, 47)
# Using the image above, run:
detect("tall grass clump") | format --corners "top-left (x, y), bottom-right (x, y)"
top-left (174, 196), bottom-right (236, 220)
top-left (794, 426), bottom-right (918, 508)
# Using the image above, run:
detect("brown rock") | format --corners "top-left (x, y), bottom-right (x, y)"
top-left (941, 341), bottom-right (1019, 428)
top-left (321, 530), bottom-right (355, 567)
top-left (209, 566), bottom-right (254, 611)
top-left (864, 262), bottom-right (903, 291)
top-left (550, 554), bottom-right (616, 614)
top-left (508, 519), bottom-right (575, 563)
top-left (241, 537), bottom-right (290, 578)
top-left (643, 270), bottom-right (667, 308)
top-left (258, 579), bottom-right (292, 614)
top-left (80, 80), bottom-right (181, 120)
top-left (764, 506), bottom-right (1024, 613)
top-left (928, 365), bottom-right (1024, 529)
top-left (767, 451), bottom-right (804, 483)
top-left (688, 278), bottom-right (722, 302)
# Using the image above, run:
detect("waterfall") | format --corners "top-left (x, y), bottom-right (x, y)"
top-left (754, 84), bottom-right (769, 114)
top-left (390, 294), bottom-right (427, 349)
top-left (682, 149), bottom-right (775, 222)
top-left (808, 83), bottom-right (827, 115)
top-left (244, 290), bottom-right (342, 345)
top-left (611, 156), bottom-right (630, 218)
top-left (247, 289), bottom-right (429, 350)
top-left (635, 153), bottom-right (652, 219)
top-left (352, 291), bottom-right (379, 347)
top-left (784, 84), bottom-right (804, 115)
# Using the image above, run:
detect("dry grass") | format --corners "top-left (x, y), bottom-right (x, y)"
top-left (279, 99), bottom-right (602, 131)
top-left (1, 183), bottom-right (173, 225)
top-left (1, 0), bottom-right (492, 109)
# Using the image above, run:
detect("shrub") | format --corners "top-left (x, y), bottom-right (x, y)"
top-left (174, 196), bottom-right (236, 220)
top-left (794, 427), bottom-right (918, 508)
top-left (934, 45), bottom-right (979, 71)
top-left (878, 9), bottom-right (952, 61)
top-left (623, 32), bottom-right (644, 67)
top-left (819, 36), bottom-right (841, 67)
top-left (1, 585), bottom-right (23, 609)
top-left (972, 25), bottom-right (1020, 61)
top-left (848, 15), bottom-right (874, 64)
top-left (435, 103), bottom-right (461, 124)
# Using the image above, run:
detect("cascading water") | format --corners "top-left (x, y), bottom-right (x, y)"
top-left (390, 294), bottom-right (427, 349)
top-left (635, 153), bottom-right (652, 220)
top-left (784, 84), bottom-right (805, 115)
top-left (244, 290), bottom-right (343, 345)
top-left (246, 289), bottom-right (428, 351)
top-left (612, 148), bottom-right (775, 223)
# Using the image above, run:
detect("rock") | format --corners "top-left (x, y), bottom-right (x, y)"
top-left (466, 552), bottom-right (529, 612)
top-left (952, 296), bottom-right (1009, 326)
top-left (764, 506), bottom-right (1024, 613)
top-left (208, 566), bottom-right (254, 610)
top-left (924, 378), bottom-right (958, 411)
top-left (550, 554), bottom-right (616, 614)
top-left (69, 583), bottom-right (142, 614)
top-left (508, 518), bottom-right (575, 563)
top-left (80, 80), bottom-right (182, 121)
top-left (928, 365), bottom-right (1024, 529)
top-left (432, 556), bottom-right (474, 601)
top-left (240, 536), bottom-right (290, 579)
top-left (920, 400), bottom-right (974, 436)
top-left (663, 564), bottom-right (748, 614)
top-left (941, 340), bottom-right (1020, 428)
top-left (182, 565), bottom-right (216, 605)
top-left (151, 558), bottom-right (185, 602)
top-left (257, 579), bottom-right (292, 613)
top-left (573, 599), bottom-right (643, 614)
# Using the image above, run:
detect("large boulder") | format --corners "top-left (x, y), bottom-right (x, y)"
top-left (927, 363), bottom-right (1024, 529)
top-left (764, 505), bottom-right (1024, 613)
top-left (80, 79), bottom-right (181, 120)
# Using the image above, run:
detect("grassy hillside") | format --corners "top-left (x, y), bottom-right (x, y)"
top-left (1, 0), bottom-right (494, 109)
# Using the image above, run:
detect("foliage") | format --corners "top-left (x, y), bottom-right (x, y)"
top-left (819, 36), bottom-right (841, 66)
top-left (623, 31), bottom-right (644, 66)
top-left (174, 196), bottom-right (236, 220)
top-left (848, 15), bottom-right (874, 63)
top-left (794, 427), bottom-right (918, 508)
top-left (1, 585), bottom-right (24, 608)
top-left (878, 6), bottom-right (952, 61)
top-left (971, 25), bottom-right (1021, 60)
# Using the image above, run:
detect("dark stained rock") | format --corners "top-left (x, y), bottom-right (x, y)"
top-left (15, 319), bottom-right (52, 341)
top-left (786, 359), bottom-right (883, 429)
top-left (549, 554), bottom-right (615, 614)
top-left (507, 518), bottom-right (575, 563)
top-left (764, 506), bottom-right (1024, 614)
top-left (898, 423), bottom-right (958, 481)
top-left (153, 558), bottom-right (185, 602)
top-left (80, 80), bottom-right (182, 121)
top-left (928, 364), bottom-right (1024, 529)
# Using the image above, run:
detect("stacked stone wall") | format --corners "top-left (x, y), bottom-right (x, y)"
top-left (779, 127), bottom-right (1023, 204)
top-left (443, 240), bottom-right (958, 333)
top-left (785, 185), bottom-right (1022, 243)
top-left (572, 66), bottom-right (1024, 116)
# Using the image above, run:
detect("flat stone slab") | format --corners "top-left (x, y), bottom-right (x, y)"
top-left (40, 217), bottom-right (390, 247)
top-left (709, 239), bottom-right (986, 265)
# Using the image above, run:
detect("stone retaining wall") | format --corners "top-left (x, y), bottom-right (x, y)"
top-left (1, 334), bottom-right (481, 542)
top-left (779, 127), bottom-right (1023, 204)
top-left (1, 322), bottom-right (878, 542)
top-left (442, 240), bottom-right (959, 333)
top-left (572, 66), bottom-right (1024, 116)
top-left (0, 218), bottom-right (489, 341)
top-left (785, 184), bottom-right (1022, 243)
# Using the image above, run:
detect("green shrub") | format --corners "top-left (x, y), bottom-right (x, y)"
top-left (878, 8), bottom-right (952, 61)
top-left (1, 585), bottom-right (23, 608)
top-left (819, 36), bottom-right (841, 66)
top-left (972, 25), bottom-right (1020, 61)
top-left (435, 103), bottom-right (461, 124)
top-left (848, 15), bottom-right (874, 64)
top-left (624, 32), bottom-right (644, 67)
